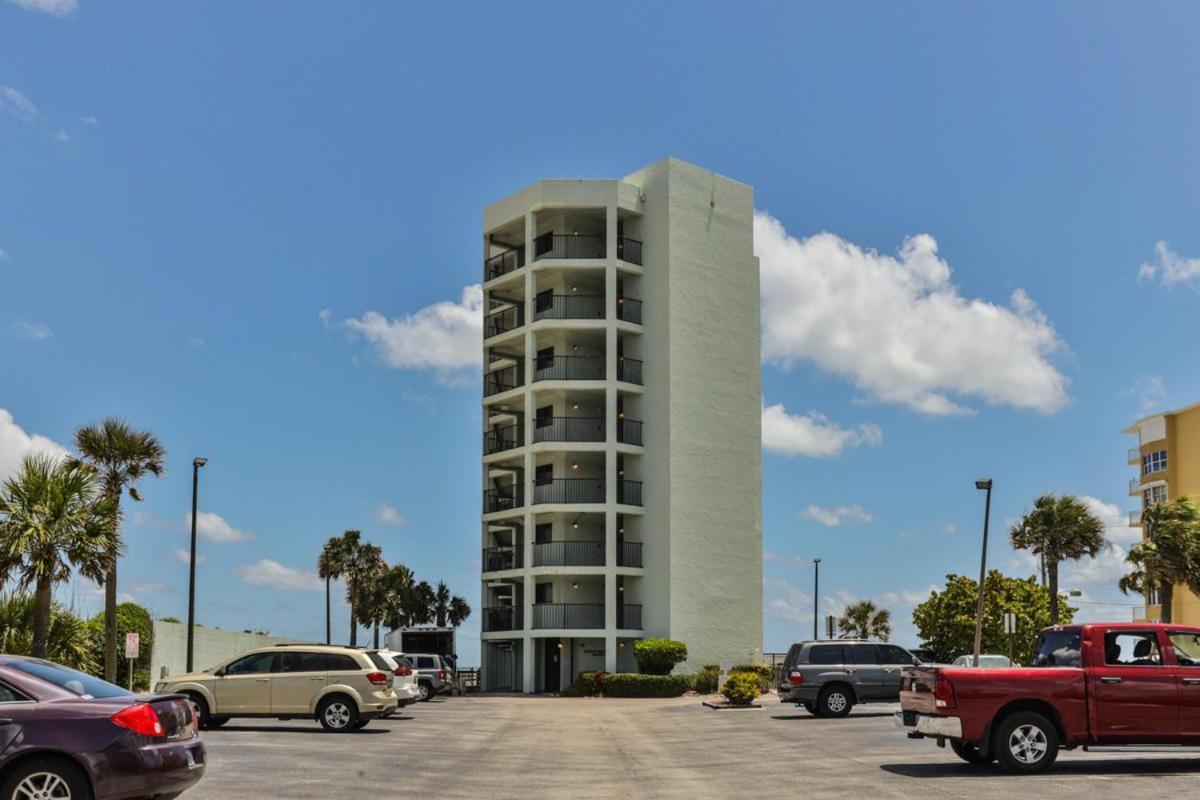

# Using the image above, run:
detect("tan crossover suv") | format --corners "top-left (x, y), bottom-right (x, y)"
top-left (155, 644), bottom-right (398, 732)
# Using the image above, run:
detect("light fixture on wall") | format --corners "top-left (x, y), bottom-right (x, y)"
top-left (619, 641), bottom-right (625, 648)
top-left (557, 641), bottom-right (564, 650)
top-left (571, 463), bottom-right (580, 471)
top-left (572, 515), bottom-right (581, 529)
top-left (618, 585), bottom-right (624, 592)
top-left (571, 402), bottom-right (579, 411)
top-left (572, 345), bottom-right (580, 352)
top-left (571, 285), bottom-right (578, 293)
top-left (617, 411), bottom-right (624, 419)
top-left (571, 582), bottom-right (579, 590)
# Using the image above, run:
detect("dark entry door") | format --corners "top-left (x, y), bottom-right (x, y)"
top-left (544, 641), bottom-right (561, 693)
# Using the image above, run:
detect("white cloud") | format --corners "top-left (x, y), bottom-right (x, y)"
top-left (940, 522), bottom-right (957, 535)
top-left (0, 86), bottom-right (37, 122)
top-left (0, 247), bottom-right (8, 261)
top-left (764, 577), bottom-right (812, 623)
top-left (127, 580), bottom-right (170, 594)
top-left (342, 285), bottom-right (482, 379)
top-left (762, 402), bottom-right (881, 458)
top-left (755, 212), bottom-right (1070, 416)
top-left (0, 408), bottom-right (69, 483)
top-left (234, 559), bottom-right (322, 592)
top-left (50, 128), bottom-right (69, 143)
top-left (1080, 495), bottom-right (1142, 546)
top-left (317, 309), bottom-right (332, 327)
top-left (763, 552), bottom-right (779, 563)
top-left (1127, 376), bottom-right (1166, 414)
top-left (1138, 241), bottom-right (1200, 291)
top-left (2, 0), bottom-right (77, 15)
top-left (374, 503), bottom-right (406, 527)
top-left (173, 548), bottom-right (206, 567)
top-left (14, 321), bottom-right (53, 341)
top-left (186, 511), bottom-right (254, 543)
top-left (802, 504), bottom-right (874, 527)
top-left (80, 115), bottom-right (99, 126)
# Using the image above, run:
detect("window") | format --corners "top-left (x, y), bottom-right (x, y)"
top-left (878, 645), bottom-right (916, 666)
top-left (225, 652), bottom-right (277, 675)
top-left (0, 682), bottom-right (29, 703)
top-left (416, 657), bottom-right (436, 669)
top-left (1143, 450), bottom-right (1168, 475)
top-left (1104, 631), bottom-right (1162, 666)
top-left (1031, 631), bottom-right (1081, 667)
top-left (323, 653), bottom-right (361, 672)
top-left (847, 644), bottom-right (879, 665)
top-left (279, 652), bottom-right (325, 673)
top-left (1143, 484), bottom-right (1167, 508)
top-left (805, 645), bottom-right (844, 665)
top-left (1169, 632), bottom-right (1200, 667)
top-left (366, 652), bottom-right (391, 670)
top-left (8, 659), bottom-right (131, 699)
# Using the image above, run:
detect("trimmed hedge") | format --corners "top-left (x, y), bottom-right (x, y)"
top-left (605, 673), bottom-right (692, 697)
top-left (722, 672), bottom-right (761, 705)
top-left (633, 638), bottom-right (688, 675)
top-left (730, 664), bottom-right (772, 693)
top-left (693, 667), bottom-right (719, 694)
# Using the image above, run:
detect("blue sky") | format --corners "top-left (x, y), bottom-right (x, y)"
top-left (2, 1), bottom-right (1199, 664)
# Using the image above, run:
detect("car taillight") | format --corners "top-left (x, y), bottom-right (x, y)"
top-left (394, 665), bottom-right (412, 677)
top-left (788, 671), bottom-right (804, 685)
top-left (934, 672), bottom-right (956, 709)
top-left (438, 668), bottom-right (446, 680)
top-left (111, 703), bottom-right (165, 738)
top-left (367, 671), bottom-right (389, 686)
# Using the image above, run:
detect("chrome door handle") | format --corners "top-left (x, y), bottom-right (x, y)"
top-left (1183, 678), bottom-right (1200, 685)
top-left (845, 669), bottom-right (856, 675)
top-left (1100, 676), bottom-right (1123, 684)
top-left (255, 678), bottom-right (270, 682)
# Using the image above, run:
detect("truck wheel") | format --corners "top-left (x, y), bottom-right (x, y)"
top-left (417, 682), bottom-right (432, 702)
top-left (994, 712), bottom-right (1059, 773)
top-left (802, 701), bottom-right (817, 715)
top-left (817, 685), bottom-right (853, 718)
top-left (950, 739), bottom-right (992, 764)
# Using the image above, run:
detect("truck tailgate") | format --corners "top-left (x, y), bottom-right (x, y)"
top-left (899, 667), bottom-right (940, 714)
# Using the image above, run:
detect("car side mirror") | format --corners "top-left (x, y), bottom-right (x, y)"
top-left (214, 669), bottom-right (225, 678)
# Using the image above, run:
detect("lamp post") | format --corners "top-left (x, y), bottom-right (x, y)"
top-left (325, 576), bottom-right (331, 646)
top-left (972, 478), bottom-right (993, 668)
top-left (186, 457), bottom-right (207, 673)
top-left (813, 558), bottom-right (822, 640)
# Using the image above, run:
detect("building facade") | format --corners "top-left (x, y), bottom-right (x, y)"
top-left (479, 158), bottom-right (763, 692)
top-left (1125, 401), bottom-right (1200, 624)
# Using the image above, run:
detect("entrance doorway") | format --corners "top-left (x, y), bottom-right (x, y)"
top-left (543, 640), bottom-right (561, 693)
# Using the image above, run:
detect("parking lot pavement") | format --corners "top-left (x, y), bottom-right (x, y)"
top-left (189, 695), bottom-right (1200, 800)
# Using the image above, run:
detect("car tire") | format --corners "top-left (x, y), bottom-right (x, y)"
top-left (950, 739), bottom-right (993, 765)
top-left (802, 701), bottom-right (818, 715)
top-left (0, 756), bottom-right (92, 800)
top-left (206, 715), bottom-right (230, 729)
top-left (350, 720), bottom-right (370, 730)
top-left (317, 695), bottom-right (359, 732)
top-left (817, 685), bottom-right (853, 718)
top-left (417, 682), bottom-right (432, 702)
top-left (993, 711), bottom-right (1059, 773)
top-left (185, 693), bottom-right (214, 730)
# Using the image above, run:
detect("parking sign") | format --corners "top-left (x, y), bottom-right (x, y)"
top-left (125, 632), bottom-right (140, 660)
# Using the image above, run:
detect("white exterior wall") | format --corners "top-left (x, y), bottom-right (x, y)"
top-left (150, 620), bottom-right (302, 681)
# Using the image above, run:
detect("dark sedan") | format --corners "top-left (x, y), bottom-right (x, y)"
top-left (0, 655), bottom-right (205, 800)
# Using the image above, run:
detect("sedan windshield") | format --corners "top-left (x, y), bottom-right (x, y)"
top-left (8, 659), bottom-right (133, 699)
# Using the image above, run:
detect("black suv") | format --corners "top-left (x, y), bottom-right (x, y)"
top-left (776, 640), bottom-right (921, 717)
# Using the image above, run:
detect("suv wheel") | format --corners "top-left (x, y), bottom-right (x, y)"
top-left (417, 682), bottom-right (432, 702)
top-left (802, 701), bottom-right (817, 715)
top-left (993, 711), bottom-right (1059, 773)
top-left (817, 685), bottom-right (853, 718)
top-left (950, 739), bottom-right (992, 765)
top-left (317, 696), bottom-right (359, 732)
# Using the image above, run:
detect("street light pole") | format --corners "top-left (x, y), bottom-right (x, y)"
top-left (186, 457), bottom-right (207, 673)
top-left (973, 478), bottom-right (993, 668)
top-left (813, 558), bottom-right (822, 640)
top-left (325, 576), bottom-right (331, 645)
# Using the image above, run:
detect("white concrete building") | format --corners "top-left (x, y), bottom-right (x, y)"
top-left (479, 158), bottom-right (762, 692)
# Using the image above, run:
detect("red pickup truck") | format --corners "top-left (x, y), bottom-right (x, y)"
top-left (897, 622), bottom-right (1200, 772)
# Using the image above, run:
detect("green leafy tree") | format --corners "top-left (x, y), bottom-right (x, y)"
top-left (913, 571), bottom-right (1073, 664)
top-left (0, 454), bottom-right (116, 658)
top-left (377, 563), bottom-right (415, 630)
top-left (837, 600), bottom-right (892, 640)
top-left (74, 419), bottom-right (166, 681)
top-left (88, 602), bottom-right (154, 689)
top-left (353, 551), bottom-right (390, 648)
top-left (633, 638), bottom-right (688, 675)
top-left (0, 592), bottom-right (97, 671)
top-left (448, 595), bottom-right (471, 628)
top-left (1009, 493), bottom-right (1105, 625)
top-left (1119, 497), bottom-right (1200, 623)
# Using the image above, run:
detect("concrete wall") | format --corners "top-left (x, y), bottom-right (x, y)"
top-left (151, 620), bottom-right (303, 681)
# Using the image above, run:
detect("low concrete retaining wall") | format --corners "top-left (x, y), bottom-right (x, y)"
top-left (151, 620), bottom-right (304, 681)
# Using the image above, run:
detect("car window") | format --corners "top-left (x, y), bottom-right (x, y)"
top-left (980, 656), bottom-right (1011, 668)
top-left (366, 652), bottom-right (391, 670)
top-left (806, 645), bottom-right (844, 665)
top-left (0, 681), bottom-right (31, 703)
top-left (1170, 632), bottom-right (1200, 667)
top-left (1105, 631), bottom-right (1162, 666)
top-left (225, 652), bottom-right (277, 675)
top-left (417, 656), bottom-right (436, 669)
top-left (323, 653), bottom-right (362, 672)
top-left (279, 652), bottom-right (325, 673)
top-left (1031, 631), bottom-right (1081, 667)
top-left (878, 645), bottom-right (913, 665)
top-left (848, 644), bottom-right (879, 665)
top-left (7, 659), bottom-right (131, 699)
top-left (783, 644), bottom-right (804, 670)
top-left (393, 655), bottom-right (413, 669)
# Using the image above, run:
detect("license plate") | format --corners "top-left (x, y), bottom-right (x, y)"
top-left (902, 711), bottom-right (917, 727)
top-left (186, 748), bottom-right (198, 770)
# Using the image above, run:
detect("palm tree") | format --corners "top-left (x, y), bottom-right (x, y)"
top-left (448, 595), bottom-right (471, 628)
top-left (74, 419), bottom-right (165, 681)
top-left (837, 600), bottom-right (891, 640)
top-left (0, 454), bottom-right (116, 658)
top-left (337, 532), bottom-right (384, 647)
top-left (378, 563), bottom-right (415, 631)
top-left (0, 592), bottom-right (98, 671)
top-left (317, 536), bottom-right (351, 645)
top-left (404, 580), bottom-right (436, 627)
top-left (433, 581), bottom-right (451, 627)
top-left (1119, 497), bottom-right (1200, 623)
top-left (1009, 493), bottom-right (1105, 625)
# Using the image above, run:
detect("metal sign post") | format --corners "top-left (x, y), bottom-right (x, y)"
top-left (125, 632), bottom-right (140, 692)
top-left (1004, 613), bottom-right (1017, 664)
top-left (825, 615), bottom-right (836, 640)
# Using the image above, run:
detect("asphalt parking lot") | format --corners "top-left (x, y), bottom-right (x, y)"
top-left (190, 695), bottom-right (1200, 799)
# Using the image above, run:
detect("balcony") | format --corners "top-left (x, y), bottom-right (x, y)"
top-left (482, 546), bottom-right (522, 572)
top-left (617, 297), bottom-right (642, 325)
top-left (532, 540), bottom-right (605, 567)
top-left (1130, 476), bottom-right (1142, 496)
top-left (618, 604), bottom-right (643, 630)
top-left (484, 422), bottom-right (523, 455)
top-left (1130, 509), bottom-right (1142, 526)
top-left (1128, 447), bottom-right (1140, 465)
top-left (616, 237), bottom-right (643, 266)
top-left (483, 606), bottom-right (523, 633)
top-left (484, 363), bottom-right (525, 397)
top-left (535, 294), bottom-right (605, 321)
top-left (617, 357), bottom-right (643, 385)
top-left (485, 246), bottom-right (525, 282)
top-left (618, 480), bottom-right (643, 506)
top-left (533, 233), bottom-right (605, 261)
top-left (532, 478), bottom-right (605, 505)
top-left (533, 417), bottom-right (604, 444)
top-left (533, 355), bottom-right (605, 382)
top-left (617, 418), bottom-right (642, 446)
top-left (484, 486), bottom-right (524, 514)
top-left (618, 540), bottom-right (643, 568)
top-left (485, 305), bottom-right (524, 339)
top-left (532, 603), bottom-right (604, 629)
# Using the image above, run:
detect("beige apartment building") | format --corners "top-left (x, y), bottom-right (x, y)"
top-left (1125, 401), bottom-right (1200, 624)
top-left (479, 158), bottom-right (763, 693)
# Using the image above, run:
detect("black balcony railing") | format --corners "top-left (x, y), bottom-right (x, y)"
top-left (484, 422), bottom-right (523, 455)
top-left (617, 357), bottom-right (643, 385)
top-left (533, 417), bottom-right (604, 443)
top-left (618, 604), bottom-right (643, 630)
top-left (533, 540), bottom-right (605, 567)
top-left (484, 363), bottom-right (525, 396)
top-left (617, 297), bottom-right (642, 324)
top-left (532, 603), bottom-right (605, 630)
top-left (485, 246), bottom-right (525, 281)
top-left (533, 355), bottom-right (605, 382)
top-left (483, 606), bottom-right (523, 632)
top-left (617, 418), bottom-right (643, 446)
top-left (533, 233), bottom-right (605, 261)
top-left (483, 485), bottom-right (524, 514)
top-left (482, 546), bottom-right (523, 572)
top-left (618, 541), bottom-right (643, 568)
top-left (534, 294), bottom-right (605, 321)
top-left (485, 305), bottom-right (524, 338)
top-left (617, 237), bottom-right (643, 265)
top-left (618, 480), bottom-right (643, 506)
top-left (532, 478), bottom-right (605, 505)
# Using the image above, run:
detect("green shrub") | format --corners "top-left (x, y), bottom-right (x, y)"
top-left (730, 664), bottom-right (772, 692)
top-left (0, 593), bottom-right (97, 672)
top-left (564, 671), bottom-right (600, 697)
top-left (88, 603), bottom-right (154, 690)
top-left (604, 673), bottom-right (692, 698)
top-left (702, 663), bottom-right (719, 672)
top-left (722, 672), bottom-right (761, 705)
top-left (693, 667), bottom-right (719, 694)
top-left (633, 638), bottom-right (688, 675)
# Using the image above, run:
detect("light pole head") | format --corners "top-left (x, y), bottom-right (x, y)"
top-left (193, 457), bottom-right (208, 469)
top-left (814, 558), bottom-right (822, 566)
top-left (975, 478), bottom-right (993, 490)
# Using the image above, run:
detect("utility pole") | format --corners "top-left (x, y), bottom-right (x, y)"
top-left (186, 457), bottom-right (207, 673)
top-left (813, 559), bottom-right (822, 640)
top-left (973, 479), bottom-right (993, 668)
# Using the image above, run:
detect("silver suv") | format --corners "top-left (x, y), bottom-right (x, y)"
top-left (776, 640), bottom-right (921, 717)
top-left (402, 653), bottom-right (450, 701)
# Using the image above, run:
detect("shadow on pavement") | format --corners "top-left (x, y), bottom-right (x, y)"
top-left (212, 725), bottom-right (391, 735)
top-left (771, 712), bottom-right (895, 721)
top-left (882, 758), bottom-right (1200, 778)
